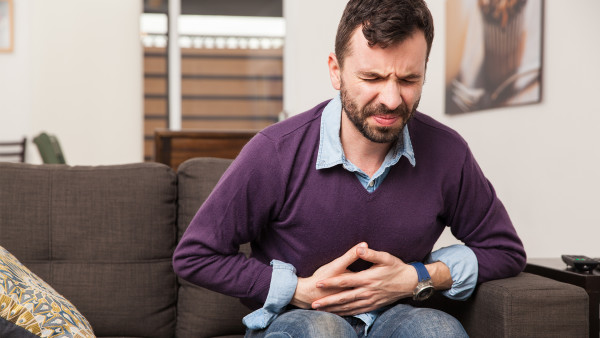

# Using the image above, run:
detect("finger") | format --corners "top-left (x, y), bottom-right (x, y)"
top-left (317, 271), bottom-right (364, 289)
top-left (312, 288), bottom-right (361, 310)
top-left (328, 301), bottom-right (379, 316)
top-left (325, 242), bottom-right (368, 272)
top-left (355, 246), bottom-right (395, 265)
top-left (313, 291), bottom-right (378, 315)
top-left (312, 288), bottom-right (376, 308)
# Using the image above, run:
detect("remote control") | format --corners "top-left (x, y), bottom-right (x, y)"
top-left (561, 255), bottom-right (600, 272)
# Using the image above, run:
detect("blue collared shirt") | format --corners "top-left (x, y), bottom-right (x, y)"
top-left (244, 94), bottom-right (478, 333)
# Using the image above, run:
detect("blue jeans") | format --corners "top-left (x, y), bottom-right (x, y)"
top-left (245, 304), bottom-right (468, 337)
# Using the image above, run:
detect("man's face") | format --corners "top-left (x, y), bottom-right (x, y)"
top-left (330, 27), bottom-right (428, 144)
top-left (340, 78), bottom-right (420, 143)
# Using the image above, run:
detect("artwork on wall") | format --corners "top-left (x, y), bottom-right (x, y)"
top-left (445, 0), bottom-right (543, 114)
top-left (0, 0), bottom-right (13, 52)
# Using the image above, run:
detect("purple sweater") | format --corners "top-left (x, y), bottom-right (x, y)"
top-left (173, 100), bottom-right (526, 309)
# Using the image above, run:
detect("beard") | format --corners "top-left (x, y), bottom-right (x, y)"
top-left (340, 82), bottom-right (419, 144)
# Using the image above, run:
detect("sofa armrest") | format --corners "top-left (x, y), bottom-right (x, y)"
top-left (424, 272), bottom-right (589, 337)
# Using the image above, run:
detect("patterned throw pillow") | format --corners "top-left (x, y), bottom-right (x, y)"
top-left (0, 246), bottom-right (95, 337)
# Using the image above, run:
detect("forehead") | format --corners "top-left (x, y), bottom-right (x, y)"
top-left (345, 26), bottom-right (428, 73)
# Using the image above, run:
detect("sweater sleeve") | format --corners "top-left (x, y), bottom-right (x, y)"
top-left (447, 147), bottom-right (526, 283)
top-left (172, 132), bottom-right (286, 306)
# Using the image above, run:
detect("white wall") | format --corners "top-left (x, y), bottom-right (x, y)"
top-left (0, 0), bottom-right (142, 165)
top-left (0, 0), bottom-right (32, 143)
top-left (284, 0), bottom-right (600, 258)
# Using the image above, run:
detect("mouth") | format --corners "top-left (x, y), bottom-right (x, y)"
top-left (371, 114), bottom-right (401, 127)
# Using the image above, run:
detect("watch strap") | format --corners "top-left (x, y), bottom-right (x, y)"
top-left (409, 262), bottom-right (431, 282)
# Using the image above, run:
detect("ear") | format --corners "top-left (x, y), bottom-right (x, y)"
top-left (328, 53), bottom-right (341, 90)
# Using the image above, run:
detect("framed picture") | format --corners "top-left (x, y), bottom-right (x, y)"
top-left (0, 0), bottom-right (13, 53)
top-left (445, 0), bottom-right (544, 114)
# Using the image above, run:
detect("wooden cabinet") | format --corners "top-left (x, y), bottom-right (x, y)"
top-left (153, 129), bottom-right (257, 170)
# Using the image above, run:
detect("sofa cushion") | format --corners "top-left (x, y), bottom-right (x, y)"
top-left (422, 272), bottom-right (589, 337)
top-left (176, 158), bottom-right (250, 338)
top-left (0, 162), bottom-right (178, 337)
top-left (0, 245), bottom-right (94, 337)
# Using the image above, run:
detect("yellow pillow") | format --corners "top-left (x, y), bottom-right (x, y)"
top-left (0, 246), bottom-right (94, 337)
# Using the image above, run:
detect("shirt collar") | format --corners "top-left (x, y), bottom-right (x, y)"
top-left (316, 93), bottom-right (416, 171)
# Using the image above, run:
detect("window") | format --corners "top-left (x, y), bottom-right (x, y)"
top-left (141, 0), bottom-right (284, 161)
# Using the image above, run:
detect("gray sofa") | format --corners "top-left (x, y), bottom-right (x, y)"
top-left (0, 158), bottom-right (589, 337)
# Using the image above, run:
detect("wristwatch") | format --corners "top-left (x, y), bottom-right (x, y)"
top-left (409, 262), bottom-right (434, 301)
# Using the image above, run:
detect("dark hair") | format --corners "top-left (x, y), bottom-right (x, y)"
top-left (334, 0), bottom-right (434, 67)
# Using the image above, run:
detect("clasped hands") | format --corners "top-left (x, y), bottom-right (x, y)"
top-left (290, 242), bottom-right (440, 316)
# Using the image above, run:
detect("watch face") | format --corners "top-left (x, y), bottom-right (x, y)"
top-left (414, 285), bottom-right (434, 301)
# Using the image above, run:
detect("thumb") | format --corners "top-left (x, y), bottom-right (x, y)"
top-left (356, 246), bottom-right (392, 265)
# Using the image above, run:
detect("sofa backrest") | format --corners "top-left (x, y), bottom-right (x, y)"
top-left (0, 162), bottom-right (178, 337)
top-left (176, 157), bottom-right (251, 338)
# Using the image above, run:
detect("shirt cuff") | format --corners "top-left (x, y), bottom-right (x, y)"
top-left (242, 260), bottom-right (298, 330)
top-left (426, 244), bottom-right (478, 300)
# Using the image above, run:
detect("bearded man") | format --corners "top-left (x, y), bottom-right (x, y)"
top-left (174, 0), bottom-right (526, 336)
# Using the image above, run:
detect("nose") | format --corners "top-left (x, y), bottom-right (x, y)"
top-left (378, 80), bottom-right (402, 111)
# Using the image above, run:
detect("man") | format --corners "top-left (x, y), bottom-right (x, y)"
top-left (173, 0), bottom-right (526, 336)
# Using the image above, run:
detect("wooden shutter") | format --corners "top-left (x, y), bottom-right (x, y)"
top-left (143, 45), bottom-right (283, 161)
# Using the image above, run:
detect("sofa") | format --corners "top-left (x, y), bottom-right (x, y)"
top-left (0, 158), bottom-right (589, 337)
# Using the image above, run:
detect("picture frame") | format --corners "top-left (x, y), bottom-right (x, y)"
top-left (0, 0), bottom-right (13, 53)
top-left (445, 0), bottom-right (544, 114)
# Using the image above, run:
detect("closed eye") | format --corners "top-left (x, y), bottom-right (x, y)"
top-left (401, 79), bottom-right (418, 85)
top-left (400, 75), bottom-right (423, 84)
top-left (357, 71), bottom-right (384, 82)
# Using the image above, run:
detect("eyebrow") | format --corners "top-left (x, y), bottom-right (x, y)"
top-left (356, 71), bottom-right (423, 80)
